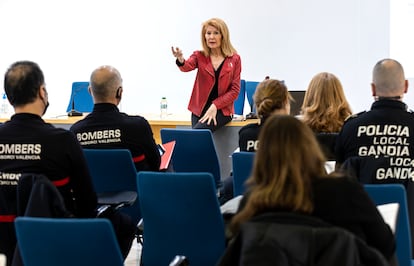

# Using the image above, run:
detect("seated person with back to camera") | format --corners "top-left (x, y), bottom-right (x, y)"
top-left (70, 65), bottom-right (161, 172)
top-left (300, 72), bottom-right (352, 161)
top-left (219, 79), bottom-right (291, 203)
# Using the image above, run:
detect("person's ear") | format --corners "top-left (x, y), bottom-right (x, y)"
top-left (39, 85), bottom-right (47, 100)
top-left (371, 83), bottom-right (376, 97)
top-left (116, 87), bottom-right (123, 99)
top-left (404, 79), bottom-right (409, 94)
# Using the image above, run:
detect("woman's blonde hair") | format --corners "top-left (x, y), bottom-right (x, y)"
top-left (200, 18), bottom-right (237, 57)
top-left (301, 72), bottom-right (352, 132)
top-left (230, 115), bottom-right (327, 233)
top-left (254, 79), bottom-right (292, 119)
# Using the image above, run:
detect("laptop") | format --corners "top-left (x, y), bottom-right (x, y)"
top-left (289, 90), bottom-right (306, 116)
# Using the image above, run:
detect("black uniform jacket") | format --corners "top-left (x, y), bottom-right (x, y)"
top-left (70, 103), bottom-right (161, 172)
top-left (218, 212), bottom-right (389, 266)
top-left (336, 99), bottom-right (414, 166)
top-left (0, 113), bottom-right (97, 217)
top-left (238, 122), bottom-right (260, 152)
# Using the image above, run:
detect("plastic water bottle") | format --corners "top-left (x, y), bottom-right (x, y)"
top-left (160, 97), bottom-right (168, 118)
top-left (0, 93), bottom-right (9, 118)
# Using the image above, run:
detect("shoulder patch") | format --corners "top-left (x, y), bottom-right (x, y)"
top-left (344, 111), bottom-right (366, 122)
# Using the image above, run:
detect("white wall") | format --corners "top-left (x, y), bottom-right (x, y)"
top-left (1, 0), bottom-right (407, 118)
top-left (390, 0), bottom-right (414, 78)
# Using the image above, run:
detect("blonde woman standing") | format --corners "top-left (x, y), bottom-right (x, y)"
top-left (172, 18), bottom-right (241, 132)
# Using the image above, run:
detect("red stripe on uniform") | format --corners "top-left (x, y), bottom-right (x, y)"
top-left (133, 154), bottom-right (145, 163)
top-left (52, 176), bottom-right (70, 187)
top-left (0, 215), bottom-right (15, 222)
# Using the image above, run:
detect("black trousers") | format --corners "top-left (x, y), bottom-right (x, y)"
top-left (191, 110), bottom-right (232, 132)
top-left (105, 211), bottom-right (136, 259)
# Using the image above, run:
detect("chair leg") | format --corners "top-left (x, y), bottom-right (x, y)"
top-left (136, 219), bottom-right (144, 245)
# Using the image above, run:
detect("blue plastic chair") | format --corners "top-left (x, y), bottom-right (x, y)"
top-left (232, 151), bottom-right (255, 196)
top-left (83, 149), bottom-right (141, 224)
top-left (15, 217), bottom-right (123, 266)
top-left (160, 128), bottom-right (221, 187)
top-left (137, 171), bottom-right (226, 266)
top-left (233, 79), bottom-right (246, 115)
top-left (66, 82), bottom-right (93, 113)
top-left (364, 184), bottom-right (414, 266)
top-left (245, 81), bottom-right (259, 113)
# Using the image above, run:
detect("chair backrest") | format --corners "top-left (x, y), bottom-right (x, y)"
top-left (245, 81), bottom-right (259, 113)
top-left (83, 149), bottom-right (141, 224)
top-left (233, 79), bottom-right (246, 115)
top-left (137, 171), bottom-right (226, 266)
top-left (364, 184), bottom-right (412, 266)
top-left (160, 128), bottom-right (221, 187)
top-left (232, 151), bottom-right (255, 196)
top-left (15, 217), bottom-right (123, 266)
top-left (65, 82), bottom-right (93, 113)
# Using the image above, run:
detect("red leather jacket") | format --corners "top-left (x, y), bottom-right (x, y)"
top-left (178, 51), bottom-right (241, 117)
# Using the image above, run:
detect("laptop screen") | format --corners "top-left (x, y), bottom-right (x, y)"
top-left (289, 90), bottom-right (306, 116)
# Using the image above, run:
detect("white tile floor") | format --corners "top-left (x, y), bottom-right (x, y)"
top-left (125, 239), bottom-right (141, 266)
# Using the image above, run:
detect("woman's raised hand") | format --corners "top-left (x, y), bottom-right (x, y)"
top-left (171, 46), bottom-right (184, 63)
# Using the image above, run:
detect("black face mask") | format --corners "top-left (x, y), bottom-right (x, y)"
top-left (42, 101), bottom-right (49, 116)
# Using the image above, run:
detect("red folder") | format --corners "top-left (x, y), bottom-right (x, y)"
top-left (159, 141), bottom-right (176, 170)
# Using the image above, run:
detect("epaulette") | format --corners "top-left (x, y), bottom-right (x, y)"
top-left (344, 111), bottom-right (366, 122)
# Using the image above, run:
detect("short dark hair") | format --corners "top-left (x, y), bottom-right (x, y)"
top-left (4, 61), bottom-right (44, 106)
